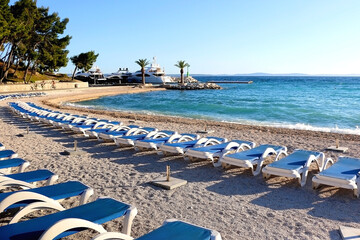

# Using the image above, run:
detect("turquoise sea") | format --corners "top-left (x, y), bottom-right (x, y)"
top-left (73, 76), bottom-right (360, 135)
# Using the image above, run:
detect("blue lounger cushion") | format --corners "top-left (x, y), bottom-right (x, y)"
top-left (163, 139), bottom-right (199, 148)
top-left (0, 181), bottom-right (89, 210)
top-left (0, 158), bottom-right (27, 169)
top-left (225, 144), bottom-right (285, 160)
top-left (318, 157), bottom-right (360, 181)
top-left (0, 150), bottom-right (16, 158)
top-left (267, 150), bottom-right (323, 171)
top-left (0, 198), bottom-right (130, 240)
top-left (137, 220), bottom-right (212, 240)
top-left (190, 140), bottom-right (253, 153)
top-left (3, 169), bottom-right (55, 183)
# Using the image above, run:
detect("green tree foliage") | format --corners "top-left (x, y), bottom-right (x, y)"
top-left (0, 0), bottom-right (71, 83)
top-left (174, 60), bottom-right (190, 85)
top-left (70, 51), bottom-right (99, 80)
top-left (135, 58), bottom-right (150, 85)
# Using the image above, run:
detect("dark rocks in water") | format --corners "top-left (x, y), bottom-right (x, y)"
top-left (164, 82), bottom-right (222, 90)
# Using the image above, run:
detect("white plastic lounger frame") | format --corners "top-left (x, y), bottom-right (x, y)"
top-left (0, 151), bottom-right (18, 160)
top-left (157, 135), bottom-right (208, 156)
top-left (84, 122), bottom-right (122, 138)
top-left (263, 150), bottom-right (324, 186)
top-left (38, 199), bottom-right (138, 238)
top-left (312, 157), bottom-right (360, 197)
top-left (185, 140), bottom-right (254, 167)
top-left (99, 125), bottom-right (142, 142)
top-left (221, 146), bottom-right (288, 176)
top-left (134, 131), bottom-right (182, 151)
top-left (0, 161), bottom-right (29, 175)
top-left (91, 219), bottom-right (221, 240)
top-left (0, 188), bottom-right (94, 224)
top-left (0, 174), bottom-right (58, 190)
top-left (115, 130), bottom-right (159, 147)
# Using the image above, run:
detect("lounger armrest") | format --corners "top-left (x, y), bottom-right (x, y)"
top-left (39, 218), bottom-right (108, 240)
top-left (177, 135), bottom-right (196, 143)
top-left (125, 127), bottom-right (141, 136)
top-left (144, 131), bottom-right (158, 139)
top-left (320, 157), bottom-right (334, 172)
top-left (203, 138), bottom-right (222, 146)
top-left (166, 134), bottom-right (182, 143)
top-left (193, 138), bottom-right (209, 147)
top-left (274, 149), bottom-right (288, 162)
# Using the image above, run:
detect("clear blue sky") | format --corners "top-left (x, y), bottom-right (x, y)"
top-left (23, 0), bottom-right (360, 74)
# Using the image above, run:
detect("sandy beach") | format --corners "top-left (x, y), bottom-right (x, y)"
top-left (1, 86), bottom-right (360, 239)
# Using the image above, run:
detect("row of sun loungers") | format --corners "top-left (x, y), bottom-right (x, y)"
top-left (0, 92), bottom-right (45, 101)
top-left (0, 142), bottom-right (222, 239)
top-left (8, 101), bottom-right (360, 199)
top-left (8, 103), bottom-right (360, 197)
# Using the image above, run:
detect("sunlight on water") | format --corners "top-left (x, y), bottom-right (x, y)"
top-left (73, 76), bottom-right (360, 135)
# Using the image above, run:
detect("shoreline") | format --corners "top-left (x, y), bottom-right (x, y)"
top-left (40, 86), bottom-right (360, 142)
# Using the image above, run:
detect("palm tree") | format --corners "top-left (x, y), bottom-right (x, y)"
top-left (135, 58), bottom-right (150, 85)
top-left (175, 60), bottom-right (190, 85)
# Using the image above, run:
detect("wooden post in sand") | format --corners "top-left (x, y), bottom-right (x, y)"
top-left (166, 165), bottom-right (170, 182)
top-left (74, 140), bottom-right (77, 151)
top-left (336, 138), bottom-right (339, 149)
top-left (26, 126), bottom-right (29, 134)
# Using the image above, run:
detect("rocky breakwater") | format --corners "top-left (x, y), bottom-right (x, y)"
top-left (165, 76), bottom-right (222, 90)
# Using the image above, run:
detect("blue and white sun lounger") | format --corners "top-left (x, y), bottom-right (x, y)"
top-left (98, 125), bottom-right (142, 141)
top-left (0, 169), bottom-right (58, 190)
top-left (114, 128), bottom-right (165, 147)
top-left (185, 140), bottom-right (255, 167)
top-left (0, 181), bottom-right (93, 223)
top-left (262, 149), bottom-right (325, 187)
top-left (92, 219), bottom-right (222, 240)
top-left (83, 121), bottom-right (123, 138)
top-left (0, 149), bottom-right (18, 160)
top-left (0, 158), bottom-right (30, 174)
top-left (134, 133), bottom-right (199, 152)
top-left (158, 137), bottom-right (228, 156)
top-left (220, 144), bottom-right (287, 175)
top-left (312, 157), bottom-right (360, 197)
top-left (0, 197), bottom-right (137, 239)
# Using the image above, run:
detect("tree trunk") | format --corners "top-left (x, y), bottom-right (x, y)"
top-left (71, 66), bottom-right (78, 80)
top-left (23, 59), bottom-right (32, 83)
top-left (28, 62), bottom-right (36, 83)
top-left (142, 67), bottom-right (145, 85)
top-left (13, 58), bottom-right (21, 76)
top-left (0, 45), bottom-right (15, 83)
top-left (180, 69), bottom-right (184, 85)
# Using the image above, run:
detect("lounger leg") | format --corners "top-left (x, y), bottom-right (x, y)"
top-left (299, 168), bottom-right (309, 187)
top-left (46, 174), bottom-right (59, 185)
top-left (79, 188), bottom-right (94, 205)
top-left (312, 182), bottom-right (320, 189)
top-left (263, 172), bottom-right (271, 179)
top-left (122, 206), bottom-right (138, 235)
top-left (354, 189), bottom-right (359, 198)
top-left (19, 161), bottom-right (30, 173)
top-left (213, 159), bottom-right (222, 168)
